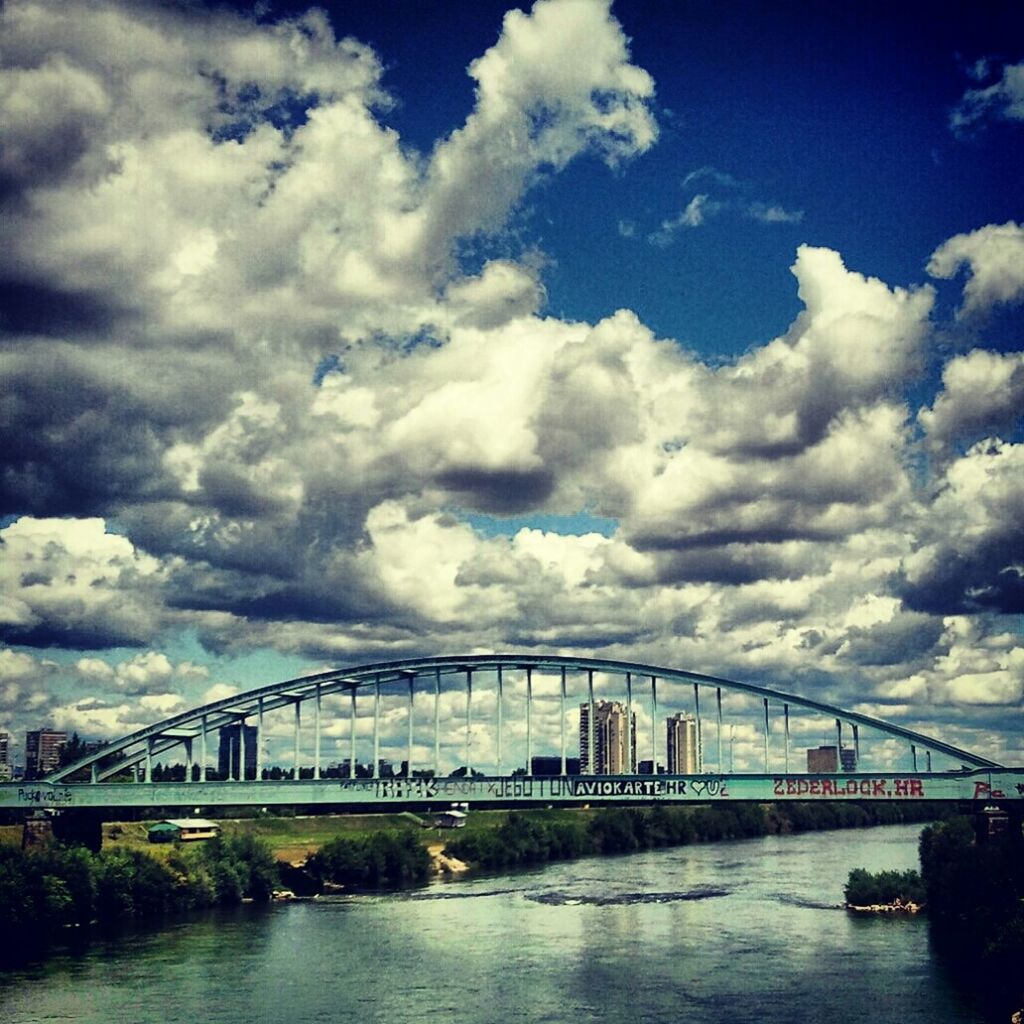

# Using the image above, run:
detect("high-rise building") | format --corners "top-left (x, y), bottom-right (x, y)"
top-left (25, 729), bottom-right (67, 779)
top-left (218, 724), bottom-right (258, 780)
top-left (666, 712), bottom-right (698, 773)
top-left (840, 747), bottom-right (857, 772)
top-left (0, 730), bottom-right (10, 781)
top-left (579, 700), bottom-right (636, 774)
top-left (807, 745), bottom-right (838, 773)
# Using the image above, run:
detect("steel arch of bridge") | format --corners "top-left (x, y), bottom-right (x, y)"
top-left (45, 653), bottom-right (1003, 785)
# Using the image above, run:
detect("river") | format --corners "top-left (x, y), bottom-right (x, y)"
top-left (0, 824), bottom-right (993, 1023)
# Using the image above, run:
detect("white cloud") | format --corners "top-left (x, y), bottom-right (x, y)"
top-left (0, 517), bottom-right (166, 648)
top-left (927, 221), bottom-right (1024, 317)
top-left (0, 0), bottom-right (1019, 762)
top-left (951, 59), bottom-right (1024, 132)
top-left (919, 349), bottom-right (1024, 450)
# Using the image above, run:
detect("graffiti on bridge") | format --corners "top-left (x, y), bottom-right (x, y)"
top-left (773, 777), bottom-right (926, 799)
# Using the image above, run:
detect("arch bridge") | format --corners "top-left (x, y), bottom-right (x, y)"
top-left (3, 655), bottom-right (1021, 811)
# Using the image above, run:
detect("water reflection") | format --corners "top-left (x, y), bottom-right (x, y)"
top-left (0, 825), bottom-right (992, 1024)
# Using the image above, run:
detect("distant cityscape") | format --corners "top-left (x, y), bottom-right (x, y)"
top-left (0, 719), bottom-right (856, 781)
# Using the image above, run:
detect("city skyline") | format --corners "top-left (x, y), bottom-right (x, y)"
top-left (1, 0), bottom-right (1021, 771)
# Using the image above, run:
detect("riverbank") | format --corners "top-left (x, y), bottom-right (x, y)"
top-left (1, 801), bottom-right (952, 964)
top-left (1, 824), bottom-right (985, 1024)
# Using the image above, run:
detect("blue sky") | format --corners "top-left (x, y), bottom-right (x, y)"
top-left (276, 0), bottom-right (1024, 353)
top-left (0, 0), bottom-right (1022, 771)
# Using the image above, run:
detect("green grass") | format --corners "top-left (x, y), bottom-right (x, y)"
top-left (89, 807), bottom-right (597, 860)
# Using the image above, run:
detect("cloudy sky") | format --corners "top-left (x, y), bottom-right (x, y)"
top-left (1, 0), bottom-right (1022, 773)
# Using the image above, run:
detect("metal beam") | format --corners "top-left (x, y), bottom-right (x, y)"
top-left (44, 652), bottom-right (1004, 784)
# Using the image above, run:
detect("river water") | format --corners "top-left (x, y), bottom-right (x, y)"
top-left (0, 824), bottom-right (992, 1023)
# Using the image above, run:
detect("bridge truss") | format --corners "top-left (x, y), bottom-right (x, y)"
top-left (2, 655), bottom-right (1020, 810)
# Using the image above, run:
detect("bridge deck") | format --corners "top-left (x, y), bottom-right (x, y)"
top-left (4, 769), bottom-right (1022, 811)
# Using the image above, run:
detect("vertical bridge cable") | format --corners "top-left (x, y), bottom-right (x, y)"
top-left (257, 696), bottom-right (264, 782)
top-left (349, 685), bottom-right (357, 780)
top-left (314, 682), bottom-right (322, 781)
top-left (465, 669), bottom-right (473, 776)
top-left (294, 699), bottom-right (302, 780)
top-left (626, 673), bottom-right (634, 771)
top-left (526, 667), bottom-right (533, 772)
top-left (560, 666), bottom-right (567, 776)
top-left (238, 718), bottom-right (245, 782)
top-left (835, 718), bottom-right (842, 772)
top-left (716, 687), bottom-right (723, 772)
top-left (407, 674), bottom-right (414, 778)
top-left (784, 703), bottom-right (790, 774)
top-left (588, 670), bottom-right (596, 775)
top-left (650, 675), bottom-right (658, 774)
top-left (372, 676), bottom-right (380, 779)
top-left (433, 669), bottom-right (441, 777)
top-left (762, 698), bottom-right (769, 773)
top-left (496, 666), bottom-right (503, 777)
top-left (693, 683), bottom-right (703, 772)
top-left (201, 713), bottom-right (208, 782)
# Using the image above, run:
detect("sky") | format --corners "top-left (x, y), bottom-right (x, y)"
top-left (0, 0), bottom-right (1022, 773)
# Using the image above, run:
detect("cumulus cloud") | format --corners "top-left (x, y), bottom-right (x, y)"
top-left (0, 0), bottom-right (1020, 762)
top-left (0, 517), bottom-right (166, 648)
top-left (927, 221), bottom-right (1024, 317)
top-left (919, 349), bottom-right (1024, 451)
top-left (901, 439), bottom-right (1024, 615)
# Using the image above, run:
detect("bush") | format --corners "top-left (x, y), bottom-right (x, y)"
top-left (844, 867), bottom-right (925, 906)
top-left (310, 830), bottom-right (430, 889)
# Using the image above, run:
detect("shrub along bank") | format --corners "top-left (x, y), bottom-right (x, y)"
top-left (444, 801), bottom-right (947, 872)
top-left (843, 868), bottom-right (925, 907)
top-left (919, 817), bottom-right (1024, 1004)
top-left (306, 830), bottom-right (431, 889)
top-left (845, 816), bottom-right (1024, 1018)
top-left (0, 833), bottom-right (279, 950)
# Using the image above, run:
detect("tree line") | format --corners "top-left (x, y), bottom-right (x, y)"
top-left (0, 834), bottom-right (279, 953)
top-left (444, 801), bottom-right (948, 871)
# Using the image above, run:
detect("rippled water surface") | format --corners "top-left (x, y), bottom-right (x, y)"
top-left (0, 824), bottom-right (989, 1023)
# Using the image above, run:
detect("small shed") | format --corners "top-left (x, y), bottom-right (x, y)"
top-left (147, 818), bottom-right (221, 843)
top-left (433, 809), bottom-right (467, 829)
